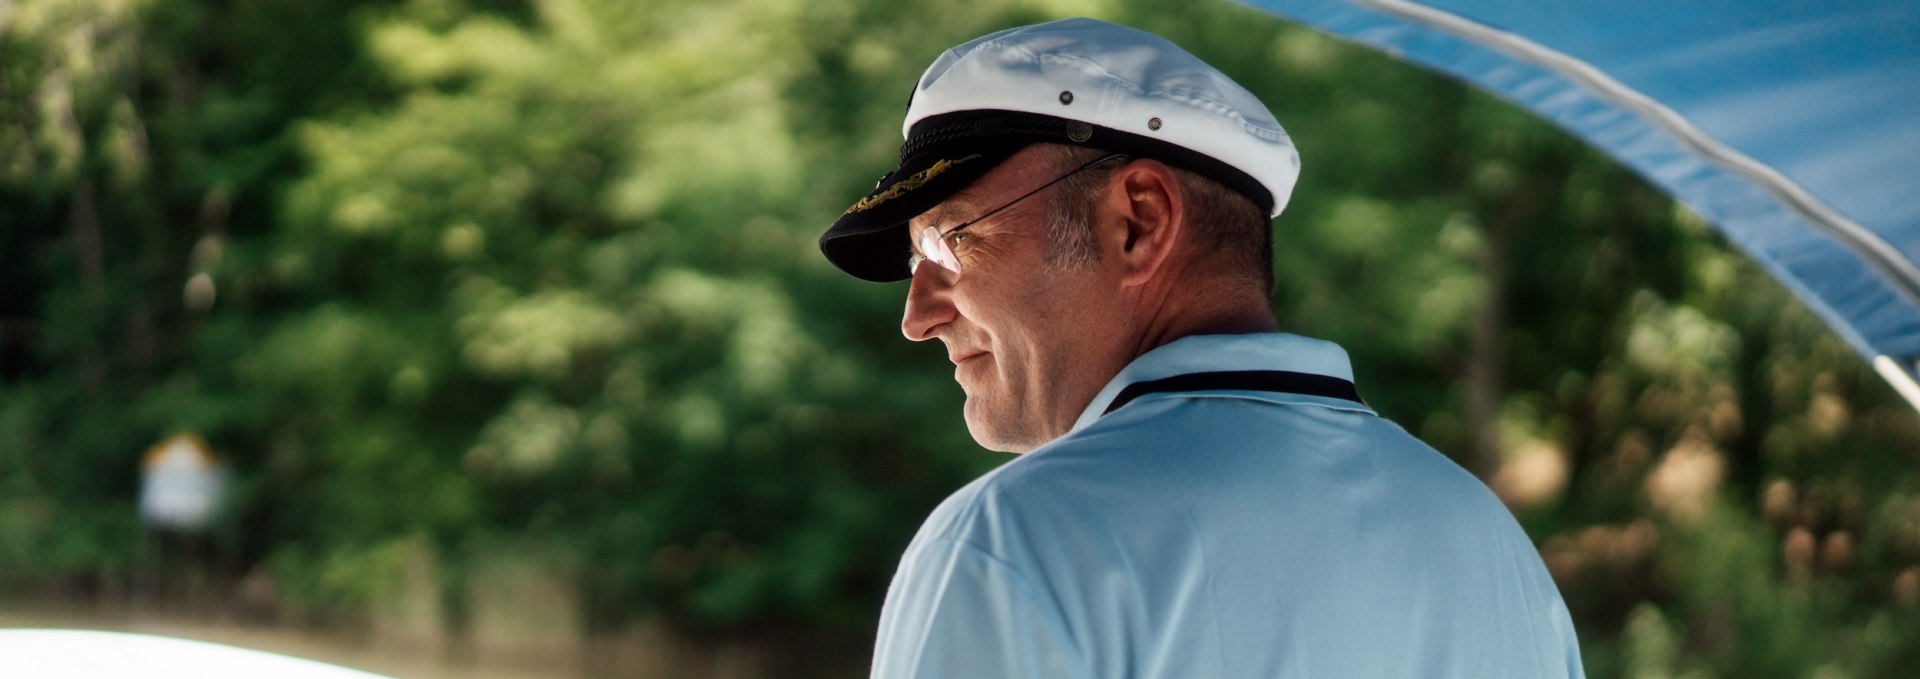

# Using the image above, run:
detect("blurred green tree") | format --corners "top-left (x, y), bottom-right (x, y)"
top-left (224, 0), bottom-right (1051, 643)
top-left (1, 0), bottom-right (408, 594)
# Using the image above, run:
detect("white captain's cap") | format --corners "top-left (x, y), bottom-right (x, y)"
top-left (820, 17), bottom-right (1301, 282)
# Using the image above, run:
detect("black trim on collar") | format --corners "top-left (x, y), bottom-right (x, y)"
top-left (1101, 370), bottom-right (1364, 416)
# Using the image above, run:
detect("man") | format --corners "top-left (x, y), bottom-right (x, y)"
top-left (818, 17), bottom-right (1583, 679)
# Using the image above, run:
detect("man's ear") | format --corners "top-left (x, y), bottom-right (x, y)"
top-left (1096, 159), bottom-right (1184, 288)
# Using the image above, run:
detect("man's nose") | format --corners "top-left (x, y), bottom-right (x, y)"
top-left (901, 265), bottom-right (958, 342)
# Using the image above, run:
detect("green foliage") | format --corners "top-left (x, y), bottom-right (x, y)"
top-left (4, 0), bottom-right (1920, 675)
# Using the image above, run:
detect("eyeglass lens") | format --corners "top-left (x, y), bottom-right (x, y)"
top-left (907, 152), bottom-right (1128, 279)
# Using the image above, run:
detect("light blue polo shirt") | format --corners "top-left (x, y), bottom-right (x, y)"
top-left (872, 333), bottom-right (1584, 678)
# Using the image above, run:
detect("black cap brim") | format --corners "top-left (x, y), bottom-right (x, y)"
top-left (819, 142), bottom-right (1023, 282)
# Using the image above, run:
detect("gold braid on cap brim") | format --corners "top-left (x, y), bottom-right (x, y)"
top-left (841, 154), bottom-right (983, 217)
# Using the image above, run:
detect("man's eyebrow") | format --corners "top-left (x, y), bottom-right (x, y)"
top-left (917, 195), bottom-right (976, 231)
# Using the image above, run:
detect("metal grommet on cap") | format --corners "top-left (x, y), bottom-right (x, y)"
top-left (1148, 117), bottom-right (1162, 131)
top-left (1066, 122), bottom-right (1093, 142)
top-left (1059, 91), bottom-right (1074, 105)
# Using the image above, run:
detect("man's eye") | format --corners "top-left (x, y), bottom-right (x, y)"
top-left (948, 232), bottom-right (971, 245)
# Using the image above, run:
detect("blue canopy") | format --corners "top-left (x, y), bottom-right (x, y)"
top-left (1238, 0), bottom-right (1920, 409)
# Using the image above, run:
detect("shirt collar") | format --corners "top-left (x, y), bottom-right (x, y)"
top-left (1069, 332), bottom-right (1364, 434)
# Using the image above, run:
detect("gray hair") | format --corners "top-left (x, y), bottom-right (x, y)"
top-left (1037, 144), bottom-right (1273, 291)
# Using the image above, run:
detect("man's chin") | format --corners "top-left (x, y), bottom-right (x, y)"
top-left (961, 402), bottom-right (1041, 455)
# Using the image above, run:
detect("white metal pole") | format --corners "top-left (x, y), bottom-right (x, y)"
top-left (1872, 355), bottom-right (1920, 415)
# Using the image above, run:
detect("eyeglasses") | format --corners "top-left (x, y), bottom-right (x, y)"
top-left (909, 153), bottom-right (1129, 279)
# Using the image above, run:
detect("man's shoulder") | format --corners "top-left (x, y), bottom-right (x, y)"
top-left (1043, 392), bottom-right (1513, 534)
top-left (911, 448), bottom-right (1103, 549)
top-left (910, 386), bottom-right (1518, 569)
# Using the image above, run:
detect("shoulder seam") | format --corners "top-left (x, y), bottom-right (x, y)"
top-left (916, 536), bottom-right (1096, 678)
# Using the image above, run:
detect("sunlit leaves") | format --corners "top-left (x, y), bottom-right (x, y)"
top-left (1624, 292), bottom-right (1741, 381)
top-left (473, 392), bottom-right (583, 476)
top-left (455, 283), bottom-right (632, 380)
top-left (0, 0), bottom-right (149, 188)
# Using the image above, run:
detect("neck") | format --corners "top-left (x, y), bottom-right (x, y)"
top-left (1130, 278), bottom-right (1277, 359)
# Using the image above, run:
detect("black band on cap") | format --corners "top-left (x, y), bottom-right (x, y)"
top-left (820, 109), bottom-right (1276, 282)
top-left (900, 113), bottom-right (1087, 161)
top-left (904, 110), bottom-right (1276, 216)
